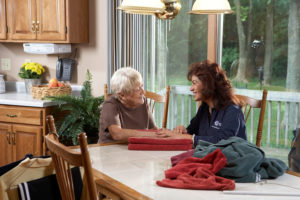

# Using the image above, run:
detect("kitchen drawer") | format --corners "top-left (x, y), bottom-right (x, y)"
top-left (0, 106), bottom-right (42, 125)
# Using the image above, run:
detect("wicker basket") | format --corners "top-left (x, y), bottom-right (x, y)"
top-left (31, 84), bottom-right (72, 99)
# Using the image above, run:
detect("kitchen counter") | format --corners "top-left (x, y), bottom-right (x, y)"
top-left (0, 81), bottom-right (82, 107)
top-left (0, 91), bottom-right (56, 107)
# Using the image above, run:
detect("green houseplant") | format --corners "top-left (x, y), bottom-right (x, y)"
top-left (47, 70), bottom-right (104, 145)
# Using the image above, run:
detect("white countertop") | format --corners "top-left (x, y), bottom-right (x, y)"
top-left (88, 144), bottom-right (300, 200)
top-left (0, 91), bottom-right (57, 107)
top-left (0, 81), bottom-right (82, 107)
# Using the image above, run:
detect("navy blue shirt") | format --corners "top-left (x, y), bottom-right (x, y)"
top-left (186, 102), bottom-right (247, 145)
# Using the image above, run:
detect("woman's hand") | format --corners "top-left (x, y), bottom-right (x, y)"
top-left (156, 129), bottom-right (192, 139)
top-left (173, 125), bottom-right (187, 134)
top-left (155, 129), bottom-right (173, 138)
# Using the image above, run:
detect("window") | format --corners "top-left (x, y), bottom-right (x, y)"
top-left (107, 0), bottom-right (208, 128)
top-left (223, 0), bottom-right (300, 163)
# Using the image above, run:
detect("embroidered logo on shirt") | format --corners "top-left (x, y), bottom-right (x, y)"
top-left (212, 120), bottom-right (222, 129)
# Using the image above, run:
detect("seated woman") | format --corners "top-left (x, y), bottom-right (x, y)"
top-left (157, 60), bottom-right (247, 145)
top-left (98, 67), bottom-right (158, 144)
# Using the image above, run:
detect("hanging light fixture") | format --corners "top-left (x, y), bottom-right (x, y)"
top-left (189, 0), bottom-right (233, 14)
top-left (155, 0), bottom-right (182, 20)
top-left (118, 0), bottom-right (165, 15)
top-left (118, 0), bottom-right (181, 19)
top-left (118, 0), bottom-right (232, 18)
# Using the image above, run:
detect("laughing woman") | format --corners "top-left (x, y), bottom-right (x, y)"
top-left (98, 67), bottom-right (158, 144)
top-left (157, 60), bottom-right (247, 145)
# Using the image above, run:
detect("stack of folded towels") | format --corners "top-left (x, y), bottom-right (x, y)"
top-left (128, 137), bottom-right (193, 151)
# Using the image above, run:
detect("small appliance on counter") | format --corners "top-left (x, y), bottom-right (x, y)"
top-left (56, 58), bottom-right (74, 81)
top-left (0, 74), bottom-right (5, 93)
top-left (56, 48), bottom-right (77, 81)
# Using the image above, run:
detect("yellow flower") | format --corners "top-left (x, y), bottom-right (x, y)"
top-left (19, 61), bottom-right (45, 79)
top-left (25, 65), bottom-right (31, 70)
top-left (36, 69), bottom-right (41, 75)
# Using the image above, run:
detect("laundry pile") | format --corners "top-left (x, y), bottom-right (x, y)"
top-left (156, 136), bottom-right (288, 190)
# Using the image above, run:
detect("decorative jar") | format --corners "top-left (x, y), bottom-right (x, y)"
top-left (24, 78), bottom-right (41, 94)
top-left (0, 74), bottom-right (5, 93)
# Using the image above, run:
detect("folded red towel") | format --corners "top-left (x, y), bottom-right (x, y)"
top-left (156, 148), bottom-right (235, 190)
top-left (128, 143), bottom-right (192, 151)
top-left (128, 137), bottom-right (193, 145)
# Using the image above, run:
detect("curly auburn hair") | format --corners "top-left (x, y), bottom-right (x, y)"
top-left (187, 60), bottom-right (241, 110)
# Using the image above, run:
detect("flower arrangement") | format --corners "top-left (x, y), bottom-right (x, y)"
top-left (18, 62), bottom-right (45, 79)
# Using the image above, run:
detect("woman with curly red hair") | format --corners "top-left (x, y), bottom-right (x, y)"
top-left (157, 60), bottom-right (247, 145)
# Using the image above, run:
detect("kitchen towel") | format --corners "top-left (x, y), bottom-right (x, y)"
top-left (128, 137), bottom-right (193, 145)
top-left (128, 137), bottom-right (193, 151)
top-left (128, 144), bottom-right (192, 151)
top-left (156, 148), bottom-right (235, 190)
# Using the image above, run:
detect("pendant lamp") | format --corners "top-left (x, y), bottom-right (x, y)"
top-left (189, 0), bottom-right (233, 14)
top-left (117, 0), bottom-right (165, 15)
top-left (155, 0), bottom-right (181, 19)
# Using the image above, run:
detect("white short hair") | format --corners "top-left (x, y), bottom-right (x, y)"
top-left (110, 67), bottom-right (143, 95)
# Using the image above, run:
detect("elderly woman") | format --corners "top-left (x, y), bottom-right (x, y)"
top-left (98, 67), bottom-right (158, 143)
top-left (157, 60), bottom-right (247, 145)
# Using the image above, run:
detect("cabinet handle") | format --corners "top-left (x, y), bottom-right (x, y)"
top-left (36, 21), bottom-right (40, 33)
top-left (6, 114), bottom-right (17, 118)
top-left (12, 132), bottom-right (16, 145)
top-left (6, 132), bottom-right (10, 144)
top-left (32, 20), bottom-right (36, 33)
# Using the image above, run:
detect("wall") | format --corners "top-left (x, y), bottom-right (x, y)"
top-left (0, 0), bottom-right (107, 96)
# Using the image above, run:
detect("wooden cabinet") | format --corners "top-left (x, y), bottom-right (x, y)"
top-left (0, 0), bottom-right (6, 39)
top-left (1, 0), bottom-right (88, 43)
top-left (0, 105), bottom-right (54, 166)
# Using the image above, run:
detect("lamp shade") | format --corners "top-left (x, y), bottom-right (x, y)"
top-left (189, 0), bottom-right (233, 14)
top-left (118, 0), bottom-right (165, 15)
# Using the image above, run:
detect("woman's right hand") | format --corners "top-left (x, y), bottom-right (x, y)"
top-left (173, 125), bottom-right (187, 134)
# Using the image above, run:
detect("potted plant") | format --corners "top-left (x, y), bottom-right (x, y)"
top-left (18, 62), bottom-right (45, 93)
top-left (47, 70), bottom-right (104, 145)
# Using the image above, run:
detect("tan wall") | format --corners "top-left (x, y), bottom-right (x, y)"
top-left (0, 0), bottom-right (107, 96)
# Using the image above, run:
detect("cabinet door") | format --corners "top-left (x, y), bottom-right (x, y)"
top-left (7, 0), bottom-right (36, 40)
top-left (0, 0), bottom-right (6, 39)
top-left (36, 0), bottom-right (66, 41)
top-left (0, 123), bottom-right (13, 166)
top-left (12, 124), bottom-right (42, 161)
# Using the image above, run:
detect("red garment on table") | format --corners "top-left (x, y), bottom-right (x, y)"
top-left (128, 137), bottom-right (193, 151)
top-left (156, 148), bottom-right (235, 190)
top-left (171, 149), bottom-right (195, 166)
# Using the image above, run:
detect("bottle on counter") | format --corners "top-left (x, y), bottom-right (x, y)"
top-left (0, 74), bottom-right (6, 93)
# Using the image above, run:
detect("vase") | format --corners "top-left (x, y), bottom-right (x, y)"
top-left (24, 78), bottom-right (41, 94)
top-left (0, 74), bottom-right (5, 94)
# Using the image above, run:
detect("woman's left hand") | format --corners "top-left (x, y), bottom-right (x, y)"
top-left (156, 129), bottom-right (192, 139)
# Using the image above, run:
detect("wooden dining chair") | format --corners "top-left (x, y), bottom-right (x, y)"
top-left (45, 132), bottom-right (98, 200)
top-left (235, 90), bottom-right (268, 147)
top-left (46, 115), bottom-right (58, 136)
top-left (104, 84), bottom-right (170, 128)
